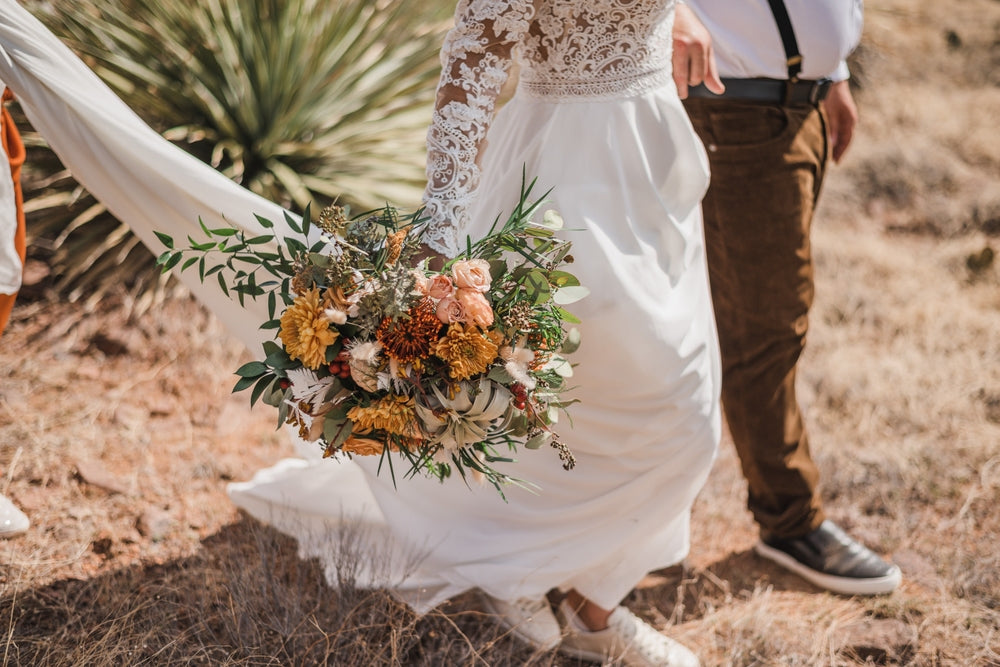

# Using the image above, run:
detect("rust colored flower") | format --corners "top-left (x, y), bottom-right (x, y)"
top-left (347, 394), bottom-right (422, 440)
top-left (280, 287), bottom-right (339, 369)
top-left (376, 298), bottom-right (442, 364)
top-left (433, 323), bottom-right (499, 381)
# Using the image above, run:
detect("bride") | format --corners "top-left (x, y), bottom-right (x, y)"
top-left (1, 1), bottom-right (723, 664)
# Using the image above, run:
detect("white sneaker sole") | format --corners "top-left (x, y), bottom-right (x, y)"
top-left (755, 540), bottom-right (902, 596)
top-left (480, 594), bottom-right (561, 651)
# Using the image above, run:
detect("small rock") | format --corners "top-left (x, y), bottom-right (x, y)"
top-left (136, 508), bottom-right (173, 542)
top-left (75, 459), bottom-right (129, 495)
top-left (834, 618), bottom-right (916, 664)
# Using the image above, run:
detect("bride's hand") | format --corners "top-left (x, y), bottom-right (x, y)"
top-left (671, 3), bottom-right (725, 99)
top-left (413, 242), bottom-right (445, 272)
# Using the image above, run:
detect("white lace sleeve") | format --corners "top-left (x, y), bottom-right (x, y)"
top-left (421, 0), bottom-right (534, 257)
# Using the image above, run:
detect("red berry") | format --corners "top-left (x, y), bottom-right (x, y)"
top-left (514, 400), bottom-right (527, 411)
top-left (329, 362), bottom-right (341, 374)
top-left (279, 379), bottom-right (291, 390)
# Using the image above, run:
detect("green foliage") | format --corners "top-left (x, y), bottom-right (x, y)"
top-left (20, 0), bottom-right (453, 309)
top-left (158, 174), bottom-right (585, 496)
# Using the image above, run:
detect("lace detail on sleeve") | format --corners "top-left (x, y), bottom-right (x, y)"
top-left (422, 0), bottom-right (534, 257)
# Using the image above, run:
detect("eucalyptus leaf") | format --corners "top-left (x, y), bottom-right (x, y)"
top-left (552, 285), bottom-right (590, 305)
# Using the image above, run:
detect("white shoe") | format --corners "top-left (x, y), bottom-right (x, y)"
top-left (557, 600), bottom-right (700, 667)
top-left (0, 493), bottom-right (29, 538)
top-left (481, 593), bottom-right (561, 651)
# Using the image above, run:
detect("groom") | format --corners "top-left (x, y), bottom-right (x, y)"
top-left (0, 85), bottom-right (31, 538)
top-left (671, 2), bottom-right (901, 595)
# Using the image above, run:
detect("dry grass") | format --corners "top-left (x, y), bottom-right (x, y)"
top-left (2, 0), bottom-right (1000, 664)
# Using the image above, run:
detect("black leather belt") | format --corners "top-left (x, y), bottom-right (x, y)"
top-left (687, 77), bottom-right (833, 106)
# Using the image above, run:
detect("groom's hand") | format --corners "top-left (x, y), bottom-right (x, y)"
top-left (672, 3), bottom-right (725, 99)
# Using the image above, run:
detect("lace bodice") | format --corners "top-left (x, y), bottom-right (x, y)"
top-left (422, 0), bottom-right (676, 256)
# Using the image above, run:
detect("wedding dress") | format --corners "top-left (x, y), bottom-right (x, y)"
top-left (0, 0), bottom-right (720, 613)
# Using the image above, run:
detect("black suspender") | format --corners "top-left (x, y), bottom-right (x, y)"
top-left (766, 0), bottom-right (803, 82)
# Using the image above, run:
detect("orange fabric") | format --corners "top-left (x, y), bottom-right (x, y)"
top-left (0, 88), bottom-right (27, 337)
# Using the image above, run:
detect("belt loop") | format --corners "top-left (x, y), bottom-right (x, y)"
top-left (782, 56), bottom-right (803, 105)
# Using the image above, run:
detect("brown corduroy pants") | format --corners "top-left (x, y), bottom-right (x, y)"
top-left (683, 97), bottom-right (829, 538)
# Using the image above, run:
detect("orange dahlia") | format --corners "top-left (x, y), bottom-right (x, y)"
top-left (376, 298), bottom-right (442, 364)
top-left (347, 394), bottom-right (422, 440)
top-left (433, 323), bottom-right (499, 381)
top-left (280, 287), bottom-right (339, 369)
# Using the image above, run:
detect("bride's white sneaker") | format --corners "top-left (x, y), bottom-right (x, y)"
top-left (0, 493), bottom-right (29, 538)
top-left (481, 594), bottom-right (561, 651)
top-left (557, 600), bottom-right (700, 667)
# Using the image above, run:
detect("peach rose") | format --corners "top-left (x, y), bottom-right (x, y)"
top-left (427, 274), bottom-right (454, 300)
top-left (456, 288), bottom-right (494, 328)
top-left (436, 295), bottom-right (467, 324)
top-left (451, 259), bottom-right (492, 292)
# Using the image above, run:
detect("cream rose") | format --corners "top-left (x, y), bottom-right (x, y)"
top-left (451, 259), bottom-right (492, 292)
top-left (456, 288), bottom-right (494, 328)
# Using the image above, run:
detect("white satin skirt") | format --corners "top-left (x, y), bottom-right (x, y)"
top-left (232, 85), bottom-right (722, 611)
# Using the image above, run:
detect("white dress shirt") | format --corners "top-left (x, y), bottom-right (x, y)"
top-left (0, 81), bottom-right (20, 296)
top-left (684, 0), bottom-right (863, 82)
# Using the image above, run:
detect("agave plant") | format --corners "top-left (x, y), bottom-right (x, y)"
top-left (20, 0), bottom-right (452, 309)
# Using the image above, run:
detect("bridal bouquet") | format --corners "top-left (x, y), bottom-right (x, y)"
top-left (156, 178), bottom-right (584, 494)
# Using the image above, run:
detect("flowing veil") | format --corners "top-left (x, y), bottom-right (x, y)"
top-left (0, 0), bottom-right (292, 354)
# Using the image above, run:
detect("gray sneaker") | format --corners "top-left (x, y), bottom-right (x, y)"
top-left (556, 600), bottom-right (700, 667)
top-left (755, 520), bottom-right (902, 596)
top-left (0, 493), bottom-right (29, 538)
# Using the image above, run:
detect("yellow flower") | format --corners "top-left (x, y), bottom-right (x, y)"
top-left (347, 394), bottom-right (422, 440)
top-left (433, 323), bottom-right (499, 381)
top-left (336, 435), bottom-right (411, 457)
top-left (280, 287), bottom-right (339, 369)
top-left (339, 436), bottom-right (385, 457)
